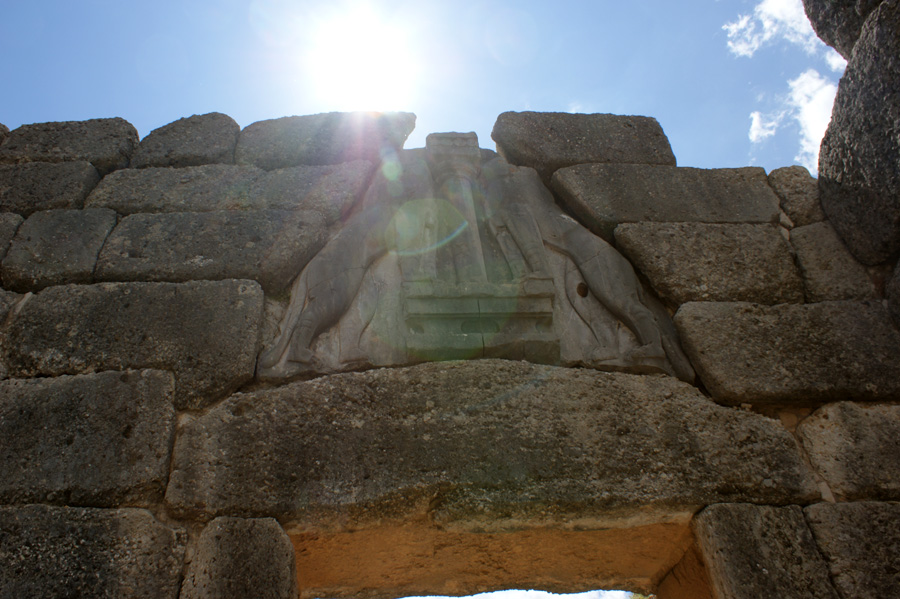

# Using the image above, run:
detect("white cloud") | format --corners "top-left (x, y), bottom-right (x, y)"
top-left (749, 110), bottom-right (782, 142)
top-left (824, 48), bottom-right (848, 72)
top-left (724, 0), bottom-right (820, 57)
top-left (787, 69), bottom-right (838, 172)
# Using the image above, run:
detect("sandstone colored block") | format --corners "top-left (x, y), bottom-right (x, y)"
top-left (802, 0), bottom-right (880, 58)
top-left (1, 208), bottom-right (117, 292)
top-left (693, 504), bottom-right (840, 599)
top-left (4, 280), bottom-right (264, 410)
top-left (181, 517), bottom-right (298, 599)
top-left (0, 505), bottom-right (185, 599)
top-left (767, 165), bottom-right (825, 227)
top-left (0, 212), bottom-right (22, 261)
top-left (0, 161), bottom-right (100, 215)
top-left (552, 164), bottom-right (781, 241)
top-left (235, 111), bottom-right (416, 170)
top-left (491, 111), bottom-right (675, 184)
top-left (615, 223), bottom-right (803, 305)
top-left (0, 370), bottom-right (175, 506)
top-left (674, 301), bottom-right (900, 404)
top-left (797, 402), bottom-right (900, 500)
top-left (166, 361), bottom-right (817, 523)
top-left (791, 221), bottom-right (875, 301)
top-left (131, 112), bottom-right (240, 168)
top-left (804, 502), bottom-right (900, 598)
top-left (95, 210), bottom-right (327, 293)
top-left (0, 118), bottom-right (138, 175)
top-left (818, 0), bottom-right (900, 264)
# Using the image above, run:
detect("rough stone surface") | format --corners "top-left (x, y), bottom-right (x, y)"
top-left (693, 504), bottom-right (840, 599)
top-left (552, 164), bottom-right (781, 241)
top-left (818, 0), bottom-right (900, 264)
top-left (1, 208), bottom-right (117, 292)
top-left (491, 111), bottom-right (676, 184)
top-left (674, 301), bottom-right (900, 405)
top-left (791, 221), bottom-right (875, 301)
top-left (0, 505), bottom-right (185, 599)
top-left (767, 165), bottom-right (825, 227)
top-left (131, 112), bottom-right (240, 168)
top-left (615, 223), bottom-right (803, 305)
top-left (96, 210), bottom-right (327, 294)
top-left (0, 370), bottom-right (175, 506)
top-left (180, 517), bottom-right (298, 599)
top-left (3, 280), bottom-right (264, 410)
top-left (0, 161), bottom-right (100, 215)
top-left (235, 112), bottom-right (416, 170)
top-left (888, 264), bottom-right (900, 326)
top-left (798, 402), bottom-right (900, 500)
top-left (0, 118), bottom-right (139, 175)
top-left (805, 502), bottom-right (900, 598)
top-left (0, 212), bottom-right (23, 261)
top-left (0, 123), bottom-right (8, 144)
top-left (802, 0), bottom-right (881, 58)
top-left (166, 360), bottom-right (818, 523)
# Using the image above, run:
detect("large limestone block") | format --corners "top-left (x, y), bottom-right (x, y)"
top-left (791, 221), bottom-right (875, 301)
top-left (818, 0), bottom-right (900, 264)
top-left (615, 223), bottom-right (803, 305)
top-left (0, 118), bottom-right (138, 175)
top-left (805, 502), bottom-right (900, 598)
top-left (181, 517), bottom-right (298, 599)
top-left (0, 161), bottom-right (100, 215)
top-left (4, 280), bottom-right (264, 409)
top-left (0, 505), bottom-right (185, 599)
top-left (1, 208), bottom-right (117, 292)
top-left (131, 112), bottom-right (240, 168)
top-left (798, 402), bottom-right (900, 500)
top-left (552, 164), bottom-right (781, 241)
top-left (674, 301), bottom-right (900, 404)
top-left (802, 0), bottom-right (881, 58)
top-left (0, 212), bottom-right (23, 261)
top-left (235, 111), bottom-right (416, 170)
top-left (693, 504), bottom-right (840, 599)
top-left (166, 361), bottom-right (817, 524)
top-left (95, 210), bottom-right (326, 294)
top-left (767, 165), bottom-right (825, 227)
top-left (0, 370), bottom-right (175, 506)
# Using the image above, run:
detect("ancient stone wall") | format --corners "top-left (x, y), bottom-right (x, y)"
top-left (0, 109), bottom-right (897, 599)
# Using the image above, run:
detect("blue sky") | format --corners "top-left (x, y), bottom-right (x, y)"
top-left (1, 0), bottom-right (842, 174)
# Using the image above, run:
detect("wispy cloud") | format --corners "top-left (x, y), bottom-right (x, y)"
top-left (787, 69), bottom-right (838, 171)
top-left (724, 0), bottom-right (821, 57)
top-left (749, 110), bottom-right (783, 143)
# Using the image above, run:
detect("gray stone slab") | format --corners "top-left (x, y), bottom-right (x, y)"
top-left (674, 301), bottom-right (900, 405)
top-left (798, 402), bottom-right (900, 500)
top-left (1, 208), bottom-right (117, 292)
top-left (768, 165), bottom-right (825, 227)
top-left (693, 504), bottom-right (840, 599)
top-left (180, 517), bottom-right (297, 599)
top-left (3, 280), bottom-right (264, 410)
top-left (131, 112), bottom-right (240, 168)
top-left (0, 505), bottom-right (185, 599)
top-left (491, 112), bottom-right (675, 184)
top-left (615, 223), bottom-right (803, 305)
top-left (0, 161), bottom-right (100, 216)
top-left (95, 210), bottom-right (327, 294)
top-left (0, 370), bottom-right (175, 506)
top-left (0, 118), bottom-right (138, 175)
top-left (235, 111), bottom-right (416, 170)
top-left (0, 212), bottom-right (22, 261)
top-left (802, 0), bottom-right (881, 58)
top-left (791, 221), bottom-right (875, 301)
top-left (166, 360), bottom-right (817, 524)
top-left (805, 502), bottom-right (900, 598)
top-left (552, 164), bottom-right (781, 242)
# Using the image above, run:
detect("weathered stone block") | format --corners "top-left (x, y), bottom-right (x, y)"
top-left (802, 0), bottom-right (881, 58)
top-left (552, 164), bottom-right (781, 241)
top-left (95, 210), bottom-right (327, 293)
top-left (798, 402), bottom-right (900, 500)
top-left (131, 112), bottom-right (240, 168)
top-left (4, 280), bottom-right (264, 409)
top-left (0, 123), bottom-right (8, 144)
top-left (888, 264), bottom-right (900, 327)
top-left (0, 505), bottom-right (185, 599)
top-left (693, 504), bottom-right (840, 599)
top-left (0, 370), bottom-right (175, 506)
top-left (791, 221), bottom-right (875, 301)
top-left (0, 118), bottom-right (138, 175)
top-left (767, 165), bottom-right (825, 227)
top-left (181, 517), bottom-right (297, 599)
top-left (166, 360), bottom-right (817, 523)
top-left (615, 223), bottom-right (803, 305)
top-left (805, 502), bottom-right (900, 598)
top-left (675, 301), bottom-right (900, 405)
top-left (1, 208), bottom-right (117, 292)
top-left (0, 161), bottom-right (100, 215)
top-left (0, 213), bottom-right (22, 261)
top-left (235, 111), bottom-right (416, 170)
